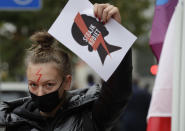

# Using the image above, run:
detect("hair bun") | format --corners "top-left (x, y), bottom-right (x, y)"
top-left (30, 31), bottom-right (55, 49)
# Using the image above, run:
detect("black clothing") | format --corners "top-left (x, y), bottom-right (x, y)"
top-left (111, 84), bottom-right (151, 131)
top-left (0, 50), bottom-right (132, 131)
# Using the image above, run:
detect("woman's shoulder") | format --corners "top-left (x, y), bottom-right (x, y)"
top-left (69, 84), bottom-right (101, 100)
top-left (0, 97), bottom-right (31, 111)
top-left (0, 97), bottom-right (31, 125)
top-left (65, 84), bottom-right (101, 109)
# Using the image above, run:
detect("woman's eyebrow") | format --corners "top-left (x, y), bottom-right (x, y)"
top-left (43, 80), bottom-right (58, 83)
top-left (28, 80), bottom-right (36, 83)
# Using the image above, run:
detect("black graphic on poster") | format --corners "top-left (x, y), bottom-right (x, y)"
top-left (71, 13), bottom-right (121, 65)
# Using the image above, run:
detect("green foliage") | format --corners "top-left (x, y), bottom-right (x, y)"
top-left (0, 0), bottom-right (68, 81)
top-left (0, 0), bottom-right (151, 81)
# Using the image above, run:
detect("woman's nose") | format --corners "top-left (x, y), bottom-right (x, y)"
top-left (37, 86), bottom-right (45, 96)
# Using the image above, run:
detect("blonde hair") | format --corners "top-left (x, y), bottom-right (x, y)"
top-left (25, 31), bottom-right (71, 77)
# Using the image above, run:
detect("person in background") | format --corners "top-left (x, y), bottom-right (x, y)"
top-left (87, 74), bottom-right (95, 86)
top-left (0, 3), bottom-right (132, 131)
top-left (111, 79), bottom-right (151, 131)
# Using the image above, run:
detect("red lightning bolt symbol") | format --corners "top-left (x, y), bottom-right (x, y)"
top-left (36, 68), bottom-right (42, 83)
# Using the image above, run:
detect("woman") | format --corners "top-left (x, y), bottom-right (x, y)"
top-left (0, 3), bottom-right (132, 131)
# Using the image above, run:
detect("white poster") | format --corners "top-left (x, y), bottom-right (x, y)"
top-left (48, 0), bottom-right (137, 81)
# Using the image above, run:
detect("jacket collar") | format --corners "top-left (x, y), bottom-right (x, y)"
top-left (63, 84), bottom-right (101, 110)
top-left (0, 84), bottom-right (101, 126)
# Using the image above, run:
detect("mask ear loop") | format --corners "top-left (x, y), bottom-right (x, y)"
top-left (58, 76), bottom-right (67, 102)
top-left (58, 76), bottom-right (66, 90)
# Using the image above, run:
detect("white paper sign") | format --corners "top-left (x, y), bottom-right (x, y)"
top-left (48, 0), bottom-right (137, 81)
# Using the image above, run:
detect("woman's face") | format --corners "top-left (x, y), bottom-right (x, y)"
top-left (27, 62), bottom-right (71, 96)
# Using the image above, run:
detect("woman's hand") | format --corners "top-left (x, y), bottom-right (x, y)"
top-left (94, 3), bottom-right (121, 24)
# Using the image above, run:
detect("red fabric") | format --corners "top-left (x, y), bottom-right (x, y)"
top-left (147, 117), bottom-right (171, 131)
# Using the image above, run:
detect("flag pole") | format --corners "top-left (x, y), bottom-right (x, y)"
top-left (179, 0), bottom-right (185, 130)
top-left (172, 0), bottom-right (184, 131)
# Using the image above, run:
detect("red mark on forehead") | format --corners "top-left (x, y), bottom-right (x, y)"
top-left (36, 68), bottom-right (42, 83)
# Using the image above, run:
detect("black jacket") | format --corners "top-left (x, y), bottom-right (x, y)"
top-left (0, 50), bottom-right (132, 131)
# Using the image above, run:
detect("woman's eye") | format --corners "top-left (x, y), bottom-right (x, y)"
top-left (46, 83), bottom-right (55, 88)
top-left (29, 83), bottom-right (38, 88)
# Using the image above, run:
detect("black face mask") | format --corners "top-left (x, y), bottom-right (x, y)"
top-left (30, 79), bottom-right (65, 113)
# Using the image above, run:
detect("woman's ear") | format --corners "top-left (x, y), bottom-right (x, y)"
top-left (63, 75), bottom-right (72, 91)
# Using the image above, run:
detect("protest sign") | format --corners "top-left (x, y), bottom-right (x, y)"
top-left (48, 0), bottom-right (137, 81)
